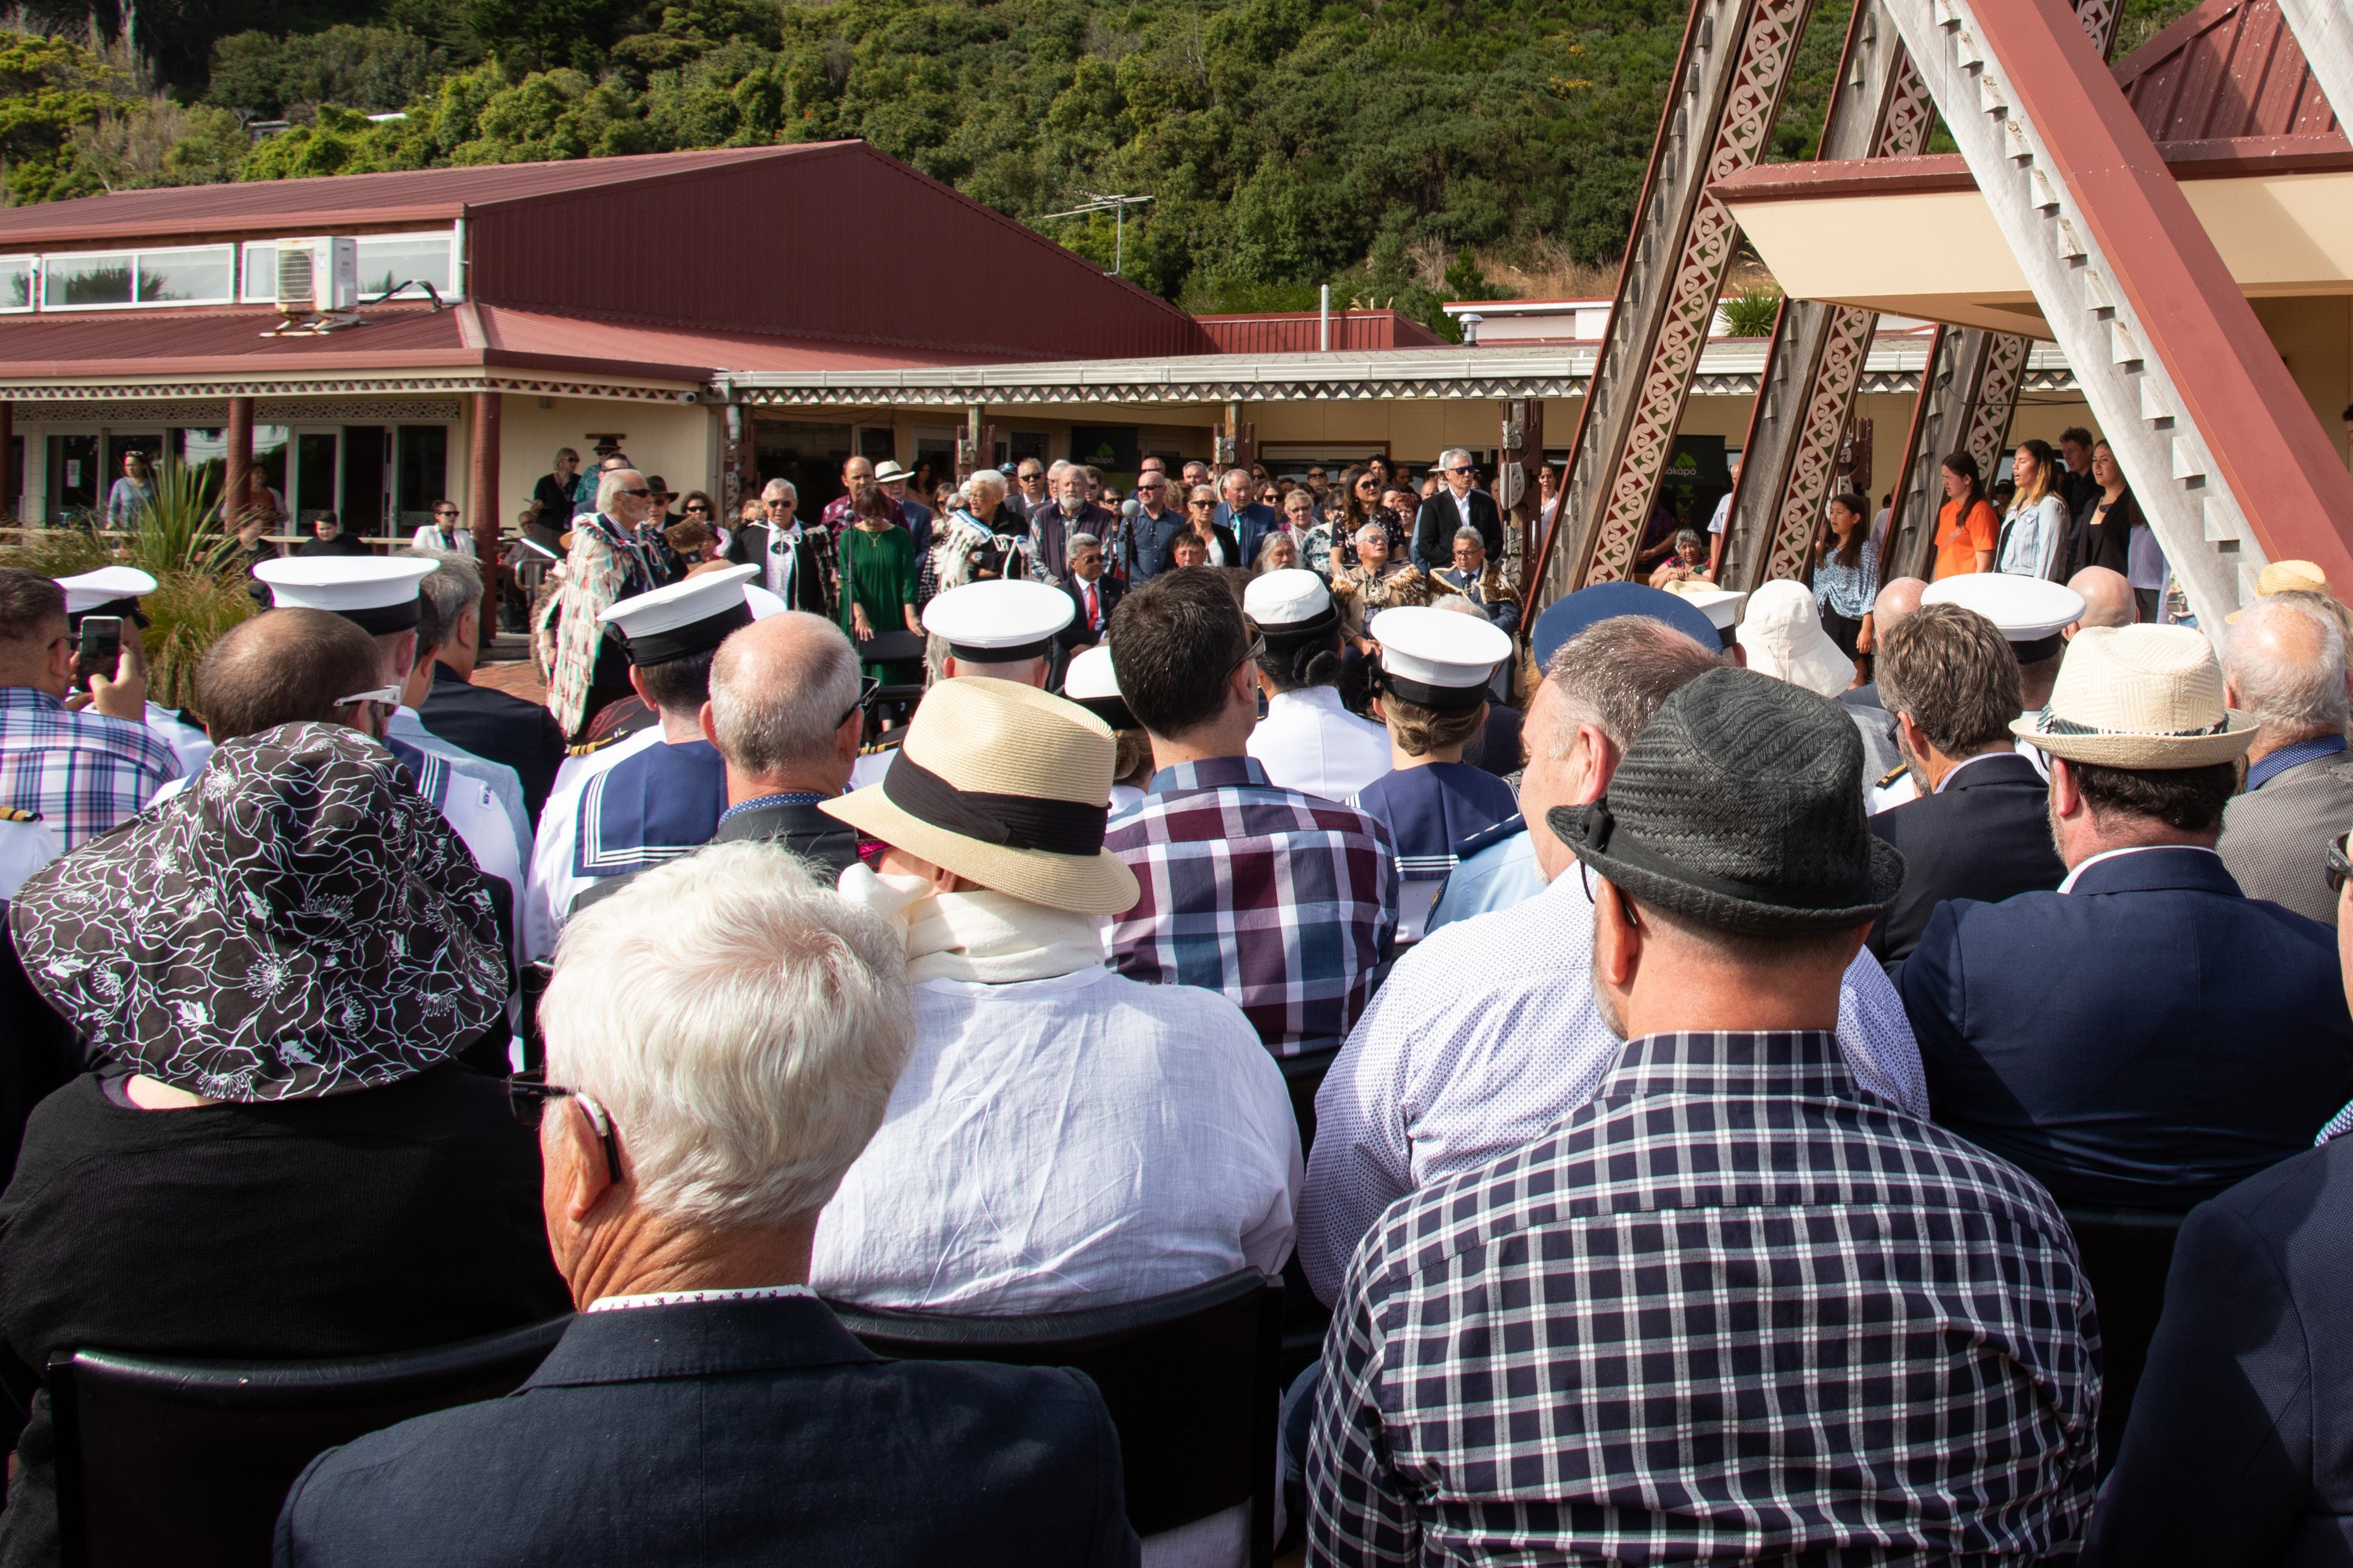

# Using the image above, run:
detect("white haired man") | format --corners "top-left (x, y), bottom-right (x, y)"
top-left (275, 842), bottom-right (1142, 1566)
top-left (725, 478), bottom-right (836, 619)
top-left (2219, 593), bottom-right (2353, 924)
top-left (1410, 447), bottom-right (1501, 569)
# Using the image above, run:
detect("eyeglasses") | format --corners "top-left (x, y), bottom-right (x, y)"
top-left (1229, 632), bottom-right (1266, 677)
top-left (507, 1073), bottom-right (623, 1184)
top-left (836, 673), bottom-right (881, 729)
top-left (1356, 478), bottom-right (1378, 491)
top-left (433, 508), bottom-right (460, 518)
top-left (1188, 497), bottom-right (1212, 508)
top-left (1447, 465), bottom-right (1474, 476)
top-left (621, 487), bottom-right (652, 498)
top-left (2329, 830), bottom-right (2353, 897)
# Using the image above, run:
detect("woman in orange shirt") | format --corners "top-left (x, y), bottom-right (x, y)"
top-left (1931, 453), bottom-right (1999, 579)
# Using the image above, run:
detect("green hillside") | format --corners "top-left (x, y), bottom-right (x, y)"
top-left (1, 0), bottom-right (2198, 327)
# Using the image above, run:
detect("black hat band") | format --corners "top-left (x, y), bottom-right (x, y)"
top-left (620, 602), bottom-right (752, 666)
top-left (884, 752), bottom-right (1107, 857)
top-left (946, 635), bottom-right (1057, 663)
top-left (1382, 671), bottom-right (1491, 712)
top-left (1252, 601), bottom-right (1340, 647)
top-left (2011, 632), bottom-right (2063, 665)
top-left (68, 597), bottom-right (150, 630)
top-left (1068, 693), bottom-right (1137, 731)
top-left (1559, 800), bottom-right (1877, 912)
top-left (333, 600), bottom-right (422, 635)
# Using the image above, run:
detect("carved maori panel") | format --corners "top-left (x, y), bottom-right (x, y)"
top-left (1762, 304), bottom-right (1874, 582)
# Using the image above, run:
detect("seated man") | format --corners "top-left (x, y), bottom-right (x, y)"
top-left (1242, 570), bottom-right (1391, 803)
top-left (1866, 602), bottom-right (2067, 963)
top-left (1308, 668), bottom-right (2097, 1561)
top-left (401, 549), bottom-right (568, 825)
top-left (812, 676), bottom-right (1298, 1311)
top-left (2217, 595), bottom-right (2353, 925)
top-left (1901, 624), bottom-right (2353, 1209)
top-left (276, 841), bottom-right (1139, 1567)
top-left (1105, 569), bottom-right (1398, 1059)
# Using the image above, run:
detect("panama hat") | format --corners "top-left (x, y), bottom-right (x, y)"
top-left (821, 677), bottom-right (1140, 915)
top-left (2010, 623), bottom-right (2254, 768)
top-left (2225, 558), bottom-right (2333, 624)
top-left (1736, 578), bottom-right (1854, 700)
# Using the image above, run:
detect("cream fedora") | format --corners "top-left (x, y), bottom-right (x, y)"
top-left (821, 677), bottom-right (1141, 915)
top-left (2010, 624), bottom-right (2255, 768)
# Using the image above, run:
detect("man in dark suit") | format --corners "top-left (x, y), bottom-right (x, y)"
top-left (1866, 603), bottom-right (2065, 962)
top-left (275, 844), bottom-right (1139, 1568)
top-left (403, 549), bottom-right (567, 824)
top-left (724, 480), bottom-right (835, 619)
top-left (1899, 624), bottom-right (2353, 1212)
top-left (1412, 448), bottom-right (1503, 569)
top-left (1058, 532), bottom-right (1123, 654)
top-left (2218, 592), bottom-right (2353, 926)
top-left (1210, 467), bottom-right (1279, 568)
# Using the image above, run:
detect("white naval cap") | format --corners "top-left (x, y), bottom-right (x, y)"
top-left (252, 555), bottom-right (438, 634)
top-left (1920, 573), bottom-right (2086, 661)
top-left (55, 566), bottom-right (158, 618)
top-left (743, 583), bottom-right (789, 620)
top-left (1059, 643), bottom-right (1134, 730)
top-left (599, 563), bottom-right (759, 666)
top-left (921, 578), bottom-right (1074, 663)
top-left (1369, 604), bottom-right (1513, 711)
top-left (1243, 568), bottom-right (1334, 632)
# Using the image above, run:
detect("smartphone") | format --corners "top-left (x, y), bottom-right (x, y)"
top-left (74, 616), bottom-right (123, 689)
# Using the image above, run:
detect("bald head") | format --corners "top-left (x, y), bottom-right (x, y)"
top-left (703, 611), bottom-right (864, 798)
top-left (197, 609), bottom-right (385, 742)
top-left (2225, 595), bottom-right (2351, 752)
top-left (2065, 566), bottom-right (2135, 635)
top-left (1873, 577), bottom-right (1926, 634)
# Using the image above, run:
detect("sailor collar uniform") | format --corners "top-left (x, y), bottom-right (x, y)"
top-left (523, 730), bottom-right (728, 957)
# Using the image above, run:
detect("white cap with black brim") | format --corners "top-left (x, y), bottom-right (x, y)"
top-left (599, 563), bottom-right (759, 667)
top-left (253, 557), bottom-right (439, 635)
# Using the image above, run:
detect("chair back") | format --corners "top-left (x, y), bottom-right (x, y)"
top-left (831, 1269), bottom-right (1281, 1567)
top-left (2061, 1206), bottom-right (2186, 1473)
top-left (48, 1315), bottom-right (572, 1568)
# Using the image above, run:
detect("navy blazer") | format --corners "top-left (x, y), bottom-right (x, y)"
top-left (1867, 752), bottom-right (2066, 963)
top-left (416, 661), bottom-right (569, 826)
top-left (1897, 846), bottom-right (2353, 1209)
top-left (1212, 501), bottom-right (1279, 568)
top-left (2086, 1138), bottom-right (2353, 1566)
top-left (276, 1295), bottom-right (1139, 1567)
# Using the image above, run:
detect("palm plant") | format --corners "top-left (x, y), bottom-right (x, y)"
top-left (128, 457), bottom-right (224, 576)
top-left (1717, 285), bottom-right (1784, 339)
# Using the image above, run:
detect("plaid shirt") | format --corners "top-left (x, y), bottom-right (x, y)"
top-left (1106, 756), bottom-right (1397, 1057)
top-left (0, 687), bottom-right (181, 851)
top-left (1308, 1029), bottom-right (2099, 1565)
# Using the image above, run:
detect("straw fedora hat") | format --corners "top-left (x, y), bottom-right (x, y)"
top-left (2010, 624), bottom-right (2255, 768)
top-left (821, 677), bottom-right (1141, 915)
top-left (2224, 558), bottom-right (2333, 624)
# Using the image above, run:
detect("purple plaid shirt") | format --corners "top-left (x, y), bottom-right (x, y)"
top-left (0, 687), bottom-right (180, 850)
top-left (1105, 756), bottom-right (1397, 1057)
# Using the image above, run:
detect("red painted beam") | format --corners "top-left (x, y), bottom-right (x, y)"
top-left (1982, 0), bottom-right (2353, 581)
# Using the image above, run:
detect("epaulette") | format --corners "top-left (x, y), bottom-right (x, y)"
top-left (859, 733), bottom-right (906, 757)
top-left (1877, 763), bottom-right (1911, 789)
top-left (567, 731), bottom-right (625, 758)
top-left (0, 806), bottom-right (40, 822)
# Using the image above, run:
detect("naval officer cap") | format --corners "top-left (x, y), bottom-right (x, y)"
top-left (599, 563), bottom-right (759, 666)
top-left (1059, 643), bottom-right (1135, 731)
top-left (921, 578), bottom-right (1073, 664)
top-left (1370, 604), bottom-right (1513, 711)
top-left (55, 566), bottom-right (158, 624)
top-left (1243, 569), bottom-right (1338, 640)
top-left (252, 555), bottom-right (439, 634)
top-left (1920, 573), bottom-right (2086, 665)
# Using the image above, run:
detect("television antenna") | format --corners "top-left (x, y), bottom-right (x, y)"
top-left (1038, 192), bottom-right (1155, 276)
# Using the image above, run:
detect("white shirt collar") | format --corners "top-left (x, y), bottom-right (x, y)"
top-left (587, 1283), bottom-right (814, 1312)
top-left (2056, 842), bottom-right (2221, 894)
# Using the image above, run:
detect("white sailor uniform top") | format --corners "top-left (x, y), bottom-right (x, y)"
top-left (1247, 687), bottom-right (1392, 803)
top-left (383, 734), bottom-right (527, 965)
top-left (524, 731), bottom-right (726, 957)
top-left (1348, 761), bottom-right (1519, 942)
top-left (144, 702), bottom-right (213, 779)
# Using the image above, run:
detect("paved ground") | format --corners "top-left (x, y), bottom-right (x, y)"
top-left (475, 631), bottom-right (546, 706)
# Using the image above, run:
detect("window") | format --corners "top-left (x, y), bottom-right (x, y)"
top-left (0, 256), bottom-right (31, 313)
top-left (240, 231), bottom-right (458, 304)
top-left (40, 244), bottom-right (236, 309)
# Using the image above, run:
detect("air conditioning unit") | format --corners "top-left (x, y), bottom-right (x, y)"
top-left (275, 237), bottom-right (358, 312)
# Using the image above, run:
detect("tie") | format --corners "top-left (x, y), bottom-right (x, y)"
top-left (1085, 581), bottom-right (1100, 630)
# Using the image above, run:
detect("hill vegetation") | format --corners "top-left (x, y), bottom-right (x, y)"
top-left (2, 0), bottom-right (2198, 329)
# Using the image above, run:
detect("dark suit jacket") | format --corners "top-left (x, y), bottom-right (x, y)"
top-left (723, 524), bottom-right (831, 616)
top-left (1059, 573), bottom-right (1124, 649)
top-left (417, 661), bottom-right (568, 826)
top-left (1897, 846), bottom-right (2353, 1209)
top-left (275, 1296), bottom-right (1139, 1567)
top-left (2218, 747), bottom-right (2353, 926)
top-left (1212, 501), bottom-right (1279, 567)
top-left (1867, 752), bottom-right (2065, 963)
top-left (1413, 488), bottom-right (1503, 569)
top-left (2086, 1136), bottom-right (2353, 1566)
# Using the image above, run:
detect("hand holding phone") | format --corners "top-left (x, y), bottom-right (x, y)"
top-left (73, 616), bottom-right (121, 690)
top-left (79, 618), bottom-right (147, 720)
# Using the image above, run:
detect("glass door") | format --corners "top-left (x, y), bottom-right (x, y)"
top-left (47, 434), bottom-right (97, 522)
top-left (293, 430), bottom-right (339, 532)
top-left (340, 426), bottom-right (388, 540)
top-left (393, 425), bottom-right (449, 536)
top-left (99, 434), bottom-right (163, 527)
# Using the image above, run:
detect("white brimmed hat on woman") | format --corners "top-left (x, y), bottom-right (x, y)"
top-left (822, 676), bottom-right (1139, 915)
top-left (1736, 578), bottom-right (1854, 700)
top-left (2011, 624), bottom-right (2255, 769)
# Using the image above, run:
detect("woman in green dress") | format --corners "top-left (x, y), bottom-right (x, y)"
top-left (837, 489), bottom-right (924, 684)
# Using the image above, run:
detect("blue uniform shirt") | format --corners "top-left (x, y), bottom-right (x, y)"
top-left (1350, 762), bottom-right (1519, 941)
top-left (573, 737), bottom-right (728, 880)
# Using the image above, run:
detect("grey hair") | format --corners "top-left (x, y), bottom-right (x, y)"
top-left (1453, 525), bottom-right (1485, 547)
top-left (708, 611), bottom-right (862, 775)
top-left (1356, 523), bottom-right (1388, 546)
top-left (2226, 595), bottom-right (2350, 738)
top-left (761, 477), bottom-right (798, 504)
top-left (1069, 532), bottom-right (1102, 553)
top-left (403, 549), bottom-right (481, 653)
top-left (1539, 616), bottom-right (1721, 760)
top-left (597, 467), bottom-right (645, 513)
top-left (1438, 447), bottom-right (1473, 470)
top-left (967, 470), bottom-right (1008, 501)
top-left (543, 842), bottom-right (915, 1230)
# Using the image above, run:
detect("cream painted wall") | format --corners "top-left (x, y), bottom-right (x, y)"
top-left (470, 396), bottom-right (717, 531)
top-left (2252, 296), bottom-right (2353, 469)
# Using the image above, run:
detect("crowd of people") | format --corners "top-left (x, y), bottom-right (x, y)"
top-left (0, 415), bottom-right (2349, 1567)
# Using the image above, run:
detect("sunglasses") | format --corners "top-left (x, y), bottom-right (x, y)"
top-left (1448, 466), bottom-right (1474, 476)
top-left (433, 508), bottom-right (460, 518)
top-left (2329, 830), bottom-right (2353, 898)
top-left (1229, 632), bottom-right (1266, 677)
top-left (621, 487), bottom-right (652, 497)
top-left (686, 503), bottom-right (709, 513)
top-left (507, 1074), bottom-right (623, 1184)
top-left (836, 673), bottom-right (881, 729)
top-left (336, 684), bottom-right (401, 714)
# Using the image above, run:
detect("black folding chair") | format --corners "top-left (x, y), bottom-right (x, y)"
top-left (47, 1315), bottom-right (572, 1568)
top-left (2061, 1205), bottom-right (2187, 1474)
top-left (831, 1268), bottom-right (1282, 1567)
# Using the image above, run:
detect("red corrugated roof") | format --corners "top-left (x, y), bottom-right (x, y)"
top-left (1195, 311), bottom-right (1448, 352)
top-left (0, 146), bottom-right (835, 247)
top-left (2111, 0), bottom-right (2340, 141)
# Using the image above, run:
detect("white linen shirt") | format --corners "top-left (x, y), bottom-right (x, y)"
top-left (1246, 686), bottom-right (1392, 803)
top-left (813, 964), bottom-right (1302, 1313)
top-left (1298, 866), bottom-right (1930, 1304)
